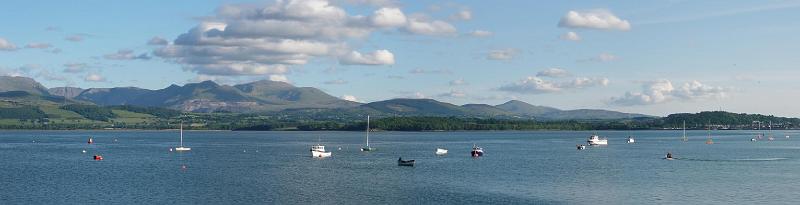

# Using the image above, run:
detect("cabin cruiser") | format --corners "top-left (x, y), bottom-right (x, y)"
top-left (587, 134), bottom-right (608, 145)
top-left (471, 144), bottom-right (484, 157)
top-left (310, 144), bottom-right (332, 158)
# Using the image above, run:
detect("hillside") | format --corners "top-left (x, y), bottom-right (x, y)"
top-left (363, 98), bottom-right (470, 116)
top-left (0, 76), bottom-right (49, 95)
top-left (495, 100), bottom-right (560, 116)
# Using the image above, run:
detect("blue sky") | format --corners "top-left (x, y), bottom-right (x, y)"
top-left (1, 0), bottom-right (799, 116)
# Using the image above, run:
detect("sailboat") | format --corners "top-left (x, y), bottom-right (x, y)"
top-left (705, 122), bottom-right (714, 145)
top-left (681, 121), bottom-right (688, 142)
top-left (175, 122), bottom-right (191, 151)
top-left (768, 121), bottom-right (775, 141)
top-left (361, 115), bottom-right (375, 151)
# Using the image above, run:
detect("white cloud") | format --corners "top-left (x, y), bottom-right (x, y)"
top-left (409, 68), bottom-right (451, 75)
top-left (104, 49), bottom-right (151, 60)
top-left (610, 80), bottom-right (729, 106)
top-left (437, 90), bottom-right (466, 98)
top-left (499, 76), bottom-right (609, 94)
top-left (339, 50), bottom-right (395, 65)
top-left (341, 94), bottom-right (360, 102)
top-left (536, 68), bottom-right (571, 78)
top-left (25, 42), bottom-right (53, 49)
top-left (154, 0), bottom-right (455, 76)
top-left (450, 9), bottom-right (472, 21)
top-left (405, 15), bottom-right (457, 35)
top-left (0, 38), bottom-right (18, 51)
top-left (63, 63), bottom-right (88, 73)
top-left (65, 35), bottom-right (85, 42)
top-left (147, 36), bottom-right (169, 45)
top-left (558, 9), bottom-right (631, 31)
top-left (370, 7), bottom-right (407, 27)
top-left (487, 48), bottom-right (518, 61)
top-left (340, 0), bottom-right (398, 7)
top-left (84, 73), bottom-right (106, 82)
top-left (269, 74), bottom-right (290, 83)
top-left (468, 30), bottom-right (493, 37)
top-left (560, 31), bottom-right (581, 41)
top-left (580, 52), bottom-right (618, 62)
top-left (324, 79), bottom-right (348, 85)
top-left (449, 78), bottom-right (467, 86)
top-left (413, 92), bottom-right (426, 98)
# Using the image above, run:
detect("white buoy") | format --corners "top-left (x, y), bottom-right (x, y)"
top-left (169, 148), bottom-right (173, 152)
top-left (82, 150), bottom-right (87, 153)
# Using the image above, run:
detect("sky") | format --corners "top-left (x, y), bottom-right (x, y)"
top-left (1, 0), bottom-right (800, 117)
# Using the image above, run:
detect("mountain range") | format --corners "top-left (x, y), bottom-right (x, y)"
top-left (0, 76), bottom-right (652, 120)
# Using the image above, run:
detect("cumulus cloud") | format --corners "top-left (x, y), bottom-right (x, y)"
top-left (499, 76), bottom-right (609, 94)
top-left (84, 73), bottom-right (106, 82)
top-left (370, 7), bottom-right (407, 27)
top-left (63, 63), bottom-right (88, 73)
top-left (610, 80), bottom-right (729, 106)
top-left (558, 9), bottom-right (631, 31)
top-left (153, 0), bottom-right (454, 76)
top-left (341, 94), bottom-right (360, 102)
top-left (147, 36), bottom-right (169, 45)
top-left (405, 15), bottom-right (457, 35)
top-left (25, 42), bottom-right (53, 49)
top-left (560, 31), bottom-right (581, 41)
top-left (0, 38), bottom-right (18, 51)
top-left (487, 48), bottom-right (518, 61)
top-left (104, 49), bottom-right (151, 60)
top-left (536, 68), bottom-right (571, 78)
top-left (340, 0), bottom-right (398, 7)
top-left (324, 79), bottom-right (348, 85)
top-left (468, 30), bottom-right (493, 37)
top-left (339, 50), bottom-right (395, 65)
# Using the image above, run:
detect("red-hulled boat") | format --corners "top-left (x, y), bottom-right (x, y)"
top-left (93, 155), bottom-right (103, 160)
top-left (471, 144), bottom-right (484, 157)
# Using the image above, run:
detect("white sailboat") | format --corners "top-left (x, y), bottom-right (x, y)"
top-left (361, 115), bottom-right (375, 151)
top-left (682, 120), bottom-right (688, 142)
top-left (175, 122), bottom-right (191, 151)
top-left (705, 121), bottom-right (714, 145)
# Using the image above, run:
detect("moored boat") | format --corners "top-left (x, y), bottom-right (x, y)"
top-left (311, 144), bottom-right (332, 158)
top-left (576, 144), bottom-right (586, 150)
top-left (87, 137), bottom-right (93, 144)
top-left (398, 157), bottom-right (415, 166)
top-left (93, 155), bottom-right (103, 160)
top-left (435, 148), bottom-right (448, 155)
top-left (471, 144), bottom-right (484, 157)
top-left (175, 122), bottom-right (191, 151)
top-left (626, 136), bottom-right (635, 144)
top-left (587, 134), bottom-right (608, 145)
top-left (361, 115), bottom-right (375, 152)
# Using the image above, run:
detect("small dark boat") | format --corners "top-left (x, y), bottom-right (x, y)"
top-left (664, 152), bottom-right (673, 160)
top-left (398, 157), bottom-right (415, 166)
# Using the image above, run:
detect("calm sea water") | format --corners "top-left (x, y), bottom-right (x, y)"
top-left (1, 130), bottom-right (799, 204)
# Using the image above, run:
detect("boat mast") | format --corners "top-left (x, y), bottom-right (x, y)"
top-left (366, 115), bottom-right (370, 147)
top-left (180, 122), bottom-right (184, 147)
top-left (682, 120), bottom-right (687, 141)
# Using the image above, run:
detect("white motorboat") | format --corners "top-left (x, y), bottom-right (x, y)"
top-left (311, 144), bottom-right (332, 158)
top-left (626, 136), bottom-right (635, 144)
top-left (587, 134), bottom-right (608, 145)
top-left (435, 148), bottom-right (448, 155)
top-left (576, 144), bottom-right (586, 150)
top-left (175, 122), bottom-right (191, 151)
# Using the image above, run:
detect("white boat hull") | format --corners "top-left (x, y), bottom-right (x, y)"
top-left (175, 147), bottom-right (191, 151)
top-left (627, 139), bottom-right (635, 144)
top-left (435, 148), bottom-right (448, 155)
top-left (312, 150), bottom-right (331, 158)
top-left (588, 140), bottom-right (608, 145)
